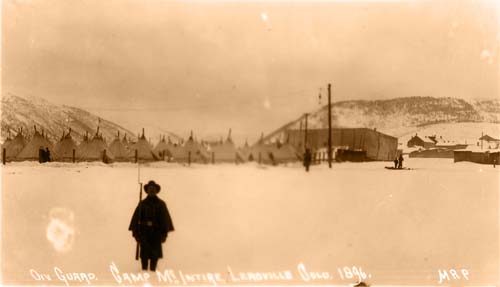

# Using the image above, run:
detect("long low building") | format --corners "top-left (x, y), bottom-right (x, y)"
top-left (285, 128), bottom-right (398, 161)
top-left (454, 149), bottom-right (500, 165)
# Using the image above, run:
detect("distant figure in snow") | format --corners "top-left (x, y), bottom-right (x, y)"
top-left (129, 180), bottom-right (174, 271)
top-left (393, 157), bottom-right (398, 169)
top-left (268, 152), bottom-right (276, 166)
top-left (38, 147), bottom-right (45, 163)
top-left (45, 147), bottom-right (51, 162)
top-left (493, 158), bottom-right (497, 168)
top-left (303, 148), bottom-right (312, 172)
top-left (398, 154), bottom-right (404, 169)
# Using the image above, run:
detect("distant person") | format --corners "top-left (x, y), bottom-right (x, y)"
top-left (303, 148), bottom-right (312, 172)
top-left (393, 157), bottom-right (398, 169)
top-left (38, 147), bottom-right (45, 163)
top-left (398, 154), bottom-right (404, 169)
top-left (129, 180), bottom-right (174, 271)
top-left (45, 147), bottom-right (51, 162)
top-left (268, 152), bottom-right (276, 165)
top-left (493, 158), bottom-right (497, 168)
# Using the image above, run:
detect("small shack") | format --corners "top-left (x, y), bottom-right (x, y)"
top-left (407, 134), bottom-right (436, 149)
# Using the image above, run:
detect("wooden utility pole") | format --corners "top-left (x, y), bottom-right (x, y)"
top-left (328, 83), bottom-right (332, 168)
top-left (304, 113), bottom-right (309, 151)
top-left (481, 131), bottom-right (484, 150)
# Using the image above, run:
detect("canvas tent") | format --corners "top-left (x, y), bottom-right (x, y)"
top-left (77, 130), bottom-right (114, 162)
top-left (153, 136), bottom-right (173, 161)
top-left (16, 129), bottom-right (54, 161)
top-left (108, 131), bottom-right (131, 161)
top-left (77, 132), bottom-right (90, 156)
top-left (208, 129), bottom-right (244, 163)
top-left (270, 141), bottom-right (300, 163)
top-left (248, 143), bottom-right (277, 164)
top-left (54, 129), bottom-right (78, 162)
top-left (237, 140), bottom-right (253, 161)
top-left (182, 133), bottom-right (209, 163)
top-left (3, 130), bottom-right (26, 161)
top-left (129, 129), bottom-right (159, 162)
top-left (166, 143), bottom-right (186, 162)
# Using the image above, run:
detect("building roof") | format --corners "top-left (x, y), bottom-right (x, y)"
top-left (479, 134), bottom-right (500, 142)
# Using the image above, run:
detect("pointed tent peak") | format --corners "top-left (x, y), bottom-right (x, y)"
top-left (244, 139), bottom-right (249, 148)
top-left (226, 128), bottom-right (233, 142)
top-left (188, 130), bottom-right (194, 141)
top-left (34, 125), bottom-right (37, 133)
top-left (122, 133), bottom-right (128, 143)
top-left (117, 130), bottom-right (120, 138)
top-left (64, 128), bottom-right (73, 140)
top-left (258, 132), bottom-right (264, 144)
top-left (138, 128), bottom-right (146, 140)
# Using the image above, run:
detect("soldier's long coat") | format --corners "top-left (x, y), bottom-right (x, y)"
top-left (129, 194), bottom-right (174, 259)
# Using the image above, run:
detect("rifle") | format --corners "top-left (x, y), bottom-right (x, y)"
top-left (135, 160), bottom-right (143, 260)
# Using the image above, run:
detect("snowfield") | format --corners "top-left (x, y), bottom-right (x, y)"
top-left (1, 158), bottom-right (498, 286)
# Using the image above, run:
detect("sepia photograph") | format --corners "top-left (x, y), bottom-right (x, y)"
top-left (1, 0), bottom-right (499, 286)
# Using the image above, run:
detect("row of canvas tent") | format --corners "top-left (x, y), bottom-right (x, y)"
top-left (2, 127), bottom-right (302, 164)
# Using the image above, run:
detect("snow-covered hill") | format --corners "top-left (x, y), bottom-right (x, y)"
top-left (1, 94), bottom-right (163, 144)
top-left (264, 96), bottom-right (500, 142)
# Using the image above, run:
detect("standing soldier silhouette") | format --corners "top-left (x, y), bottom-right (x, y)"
top-left (303, 148), bottom-right (312, 172)
top-left (398, 154), bottom-right (404, 169)
top-left (129, 180), bottom-right (174, 271)
top-left (45, 147), bottom-right (51, 162)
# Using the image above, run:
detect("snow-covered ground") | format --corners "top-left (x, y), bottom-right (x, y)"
top-left (1, 159), bottom-right (498, 286)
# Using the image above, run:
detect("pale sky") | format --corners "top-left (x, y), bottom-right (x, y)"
top-left (3, 0), bottom-right (499, 143)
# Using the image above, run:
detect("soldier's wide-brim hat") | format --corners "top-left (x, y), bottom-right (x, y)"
top-left (144, 180), bottom-right (161, 193)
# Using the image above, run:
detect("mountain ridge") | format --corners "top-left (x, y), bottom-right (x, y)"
top-left (2, 94), bottom-right (139, 144)
top-left (264, 96), bottom-right (500, 143)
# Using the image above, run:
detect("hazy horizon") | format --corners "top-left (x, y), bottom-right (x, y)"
top-left (3, 0), bottom-right (499, 142)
